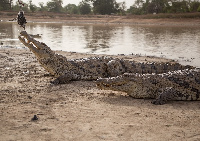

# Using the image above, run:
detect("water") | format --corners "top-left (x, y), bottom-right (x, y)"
top-left (0, 21), bottom-right (200, 67)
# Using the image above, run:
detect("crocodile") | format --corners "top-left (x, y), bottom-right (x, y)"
top-left (96, 69), bottom-right (200, 104)
top-left (18, 31), bottom-right (193, 84)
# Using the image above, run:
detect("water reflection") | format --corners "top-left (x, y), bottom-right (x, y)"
top-left (0, 22), bottom-right (200, 67)
top-left (84, 25), bottom-right (115, 52)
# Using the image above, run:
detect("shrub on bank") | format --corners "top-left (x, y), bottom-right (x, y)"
top-left (198, 6), bottom-right (200, 12)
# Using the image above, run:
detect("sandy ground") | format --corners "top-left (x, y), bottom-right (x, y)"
top-left (0, 47), bottom-right (200, 141)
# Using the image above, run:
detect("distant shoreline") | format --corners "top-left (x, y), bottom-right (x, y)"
top-left (1, 11), bottom-right (200, 26)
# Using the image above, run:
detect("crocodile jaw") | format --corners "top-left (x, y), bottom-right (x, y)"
top-left (96, 75), bottom-right (130, 90)
top-left (18, 31), bottom-right (53, 59)
top-left (18, 31), bottom-right (59, 76)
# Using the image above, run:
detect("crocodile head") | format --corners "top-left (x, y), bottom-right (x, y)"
top-left (96, 73), bottom-right (150, 98)
top-left (96, 75), bottom-right (129, 89)
top-left (18, 31), bottom-right (67, 76)
top-left (18, 31), bottom-right (54, 59)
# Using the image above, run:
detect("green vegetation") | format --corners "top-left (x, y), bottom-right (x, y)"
top-left (128, 0), bottom-right (200, 15)
top-left (46, 0), bottom-right (62, 13)
top-left (63, 4), bottom-right (79, 14)
top-left (79, 1), bottom-right (91, 15)
top-left (0, 0), bottom-right (12, 11)
top-left (0, 0), bottom-right (200, 16)
top-left (127, 12), bottom-right (200, 19)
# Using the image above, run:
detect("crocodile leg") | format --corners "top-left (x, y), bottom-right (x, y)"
top-left (50, 73), bottom-right (73, 84)
top-left (152, 87), bottom-right (181, 105)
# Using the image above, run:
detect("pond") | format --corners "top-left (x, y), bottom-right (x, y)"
top-left (0, 21), bottom-right (200, 67)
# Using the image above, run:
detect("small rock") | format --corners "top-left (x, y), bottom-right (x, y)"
top-left (31, 115), bottom-right (38, 121)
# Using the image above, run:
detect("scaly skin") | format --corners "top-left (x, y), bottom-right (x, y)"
top-left (96, 69), bottom-right (200, 104)
top-left (18, 31), bottom-right (193, 85)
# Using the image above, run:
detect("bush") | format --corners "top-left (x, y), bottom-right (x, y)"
top-left (198, 6), bottom-right (200, 12)
top-left (79, 2), bottom-right (91, 15)
top-left (190, 1), bottom-right (200, 12)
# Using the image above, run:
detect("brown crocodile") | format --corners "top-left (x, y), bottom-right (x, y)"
top-left (18, 31), bottom-right (193, 84)
top-left (96, 69), bottom-right (200, 104)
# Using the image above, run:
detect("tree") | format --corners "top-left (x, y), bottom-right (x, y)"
top-left (38, 2), bottom-right (48, 12)
top-left (47, 0), bottom-right (63, 13)
top-left (79, 1), bottom-right (91, 14)
top-left (29, 0), bottom-right (37, 12)
top-left (12, 1), bottom-right (29, 12)
top-left (170, 1), bottom-right (189, 13)
top-left (190, 1), bottom-right (200, 12)
top-left (142, 0), bottom-right (150, 14)
top-left (64, 4), bottom-right (79, 14)
top-left (116, 2), bottom-right (126, 15)
top-left (0, 0), bottom-right (12, 11)
top-left (128, 0), bottom-right (145, 14)
top-left (127, 5), bottom-right (143, 14)
top-left (127, 0), bottom-right (200, 15)
top-left (90, 0), bottom-right (118, 15)
top-left (146, 0), bottom-right (169, 14)
top-left (134, 0), bottom-right (144, 8)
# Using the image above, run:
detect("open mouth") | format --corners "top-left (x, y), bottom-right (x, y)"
top-left (18, 35), bottom-right (28, 44)
top-left (19, 31), bottom-right (48, 51)
top-left (18, 31), bottom-right (45, 51)
top-left (18, 31), bottom-right (34, 46)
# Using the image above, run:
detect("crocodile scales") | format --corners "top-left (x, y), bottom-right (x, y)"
top-left (18, 31), bottom-right (200, 104)
top-left (96, 69), bottom-right (200, 104)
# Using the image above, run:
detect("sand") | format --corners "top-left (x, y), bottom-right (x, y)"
top-left (0, 13), bottom-right (200, 140)
top-left (0, 47), bottom-right (200, 141)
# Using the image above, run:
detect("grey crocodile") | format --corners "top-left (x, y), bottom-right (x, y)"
top-left (96, 69), bottom-right (200, 104)
top-left (18, 31), bottom-right (193, 84)
top-left (18, 31), bottom-right (200, 104)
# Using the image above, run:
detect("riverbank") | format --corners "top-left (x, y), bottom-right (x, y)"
top-left (1, 11), bottom-right (200, 26)
top-left (0, 47), bottom-right (200, 140)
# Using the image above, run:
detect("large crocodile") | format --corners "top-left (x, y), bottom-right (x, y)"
top-left (18, 31), bottom-right (193, 84)
top-left (96, 69), bottom-right (200, 104)
top-left (18, 31), bottom-right (200, 104)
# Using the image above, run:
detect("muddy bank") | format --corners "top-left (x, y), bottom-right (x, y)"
top-left (1, 11), bottom-right (200, 26)
top-left (0, 47), bottom-right (200, 140)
